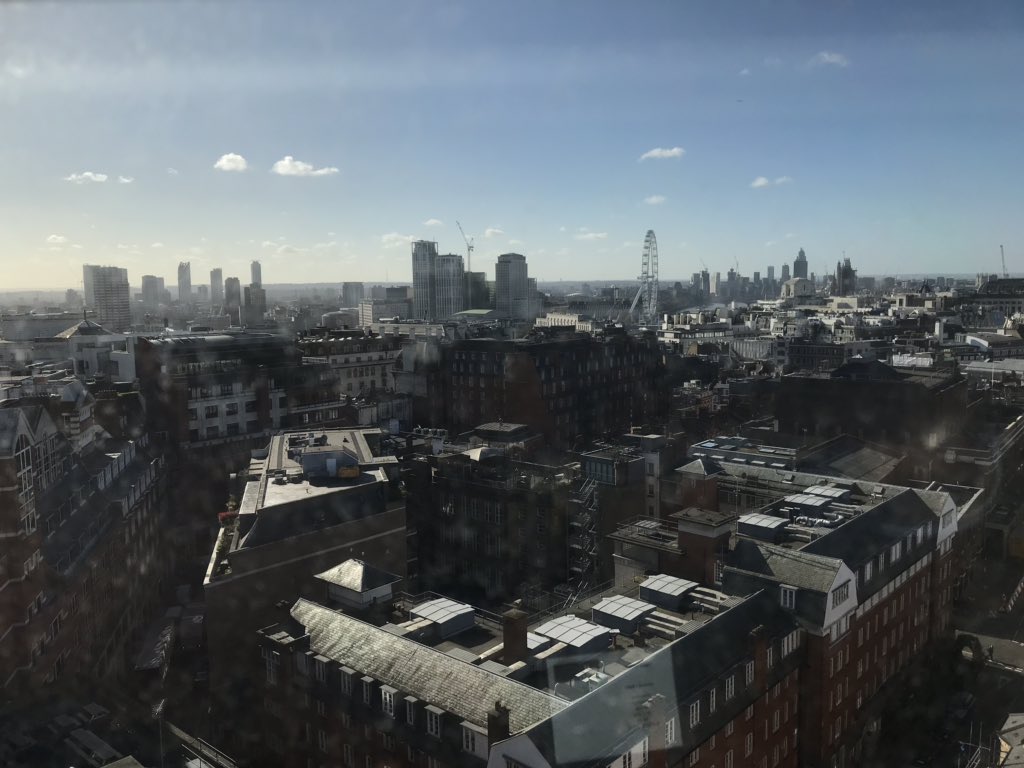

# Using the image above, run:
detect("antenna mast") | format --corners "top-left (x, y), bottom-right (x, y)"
top-left (1002, 244), bottom-right (1008, 279)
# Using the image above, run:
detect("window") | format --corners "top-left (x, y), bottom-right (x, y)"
top-left (725, 721), bottom-right (734, 737)
top-left (745, 733), bottom-right (754, 757)
top-left (406, 700), bottom-right (416, 725)
top-left (687, 747), bottom-right (700, 767)
top-left (772, 710), bottom-right (780, 733)
top-left (766, 646), bottom-right (774, 668)
top-left (745, 660), bottom-right (754, 685)
top-left (225, 402), bottom-right (238, 415)
top-left (318, 729), bottom-right (327, 752)
top-left (362, 679), bottom-right (373, 705)
top-left (382, 688), bottom-right (395, 716)
top-left (780, 586), bottom-right (795, 609)
top-left (709, 688), bottom-right (716, 713)
top-left (427, 709), bottom-right (441, 738)
top-left (831, 581), bottom-right (850, 608)
top-left (314, 659), bottom-right (326, 682)
top-left (342, 746), bottom-right (354, 768)
top-left (382, 733), bottom-right (395, 751)
top-left (865, 561), bottom-right (873, 581)
top-left (725, 675), bottom-right (735, 700)
top-left (205, 405), bottom-right (218, 418)
top-left (689, 700), bottom-right (700, 727)
top-left (666, 717), bottom-right (677, 744)
top-left (725, 750), bottom-right (734, 768)
top-left (245, 400), bottom-right (258, 413)
top-left (341, 672), bottom-right (352, 696)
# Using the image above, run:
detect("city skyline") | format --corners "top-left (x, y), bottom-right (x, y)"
top-left (3, 1), bottom-right (1024, 290)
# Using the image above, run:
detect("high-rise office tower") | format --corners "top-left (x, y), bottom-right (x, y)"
top-left (211, 268), bottom-right (224, 304)
top-left (82, 265), bottom-right (97, 307)
top-left (141, 275), bottom-right (164, 309)
top-left (341, 282), bottom-right (364, 308)
top-left (434, 254), bottom-right (465, 319)
top-left (244, 285), bottom-right (267, 326)
top-left (793, 248), bottom-right (808, 280)
top-left (781, 263), bottom-right (791, 282)
top-left (711, 271), bottom-right (721, 296)
top-left (495, 252), bottom-right (531, 319)
top-left (411, 240), bottom-right (439, 319)
top-left (86, 265), bottom-right (131, 330)
top-left (767, 265), bottom-right (775, 282)
top-left (251, 260), bottom-right (262, 288)
top-left (225, 277), bottom-right (242, 325)
top-left (465, 272), bottom-right (490, 309)
top-left (178, 261), bottom-right (192, 302)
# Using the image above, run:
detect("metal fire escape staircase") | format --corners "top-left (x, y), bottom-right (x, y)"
top-left (564, 477), bottom-right (600, 608)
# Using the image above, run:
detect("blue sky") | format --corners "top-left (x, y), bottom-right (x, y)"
top-left (2, 1), bottom-right (1023, 290)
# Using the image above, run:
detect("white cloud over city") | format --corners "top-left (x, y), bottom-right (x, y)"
top-left (213, 153), bottom-right (248, 172)
top-left (271, 156), bottom-right (339, 177)
top-left (639, 147), bottom-right (685, 161)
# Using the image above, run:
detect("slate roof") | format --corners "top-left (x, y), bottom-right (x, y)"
top-left (314, 559), bottom-right (401, 593)
top-left (290, 599), bottom-right (566, 732)
top-left (521, 591), bottom-right (797, 768)
top-left (727, 539), bottom-right (842, 594)
top-left (801, 488), bottom-right (936, 568)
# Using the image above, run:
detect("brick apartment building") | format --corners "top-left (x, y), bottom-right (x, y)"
top-left (0, 392), bottom-right (170, 699)
top-left (402, 450), bottom-right (577, 604)
top-left (136, 332), bottom-right (353, 449)
top-left (396, 328), bottom-right (667, 450)
top-left (252, 583), bottom-right (802, 768)
top-left (611, 455), bottom-right (982, 768)
top-left (775, 359), bottom-right (967, 456)
top-left (203, 428), bottom-right (407, 743)
top-left (297, 331), bottom-right (403, 396)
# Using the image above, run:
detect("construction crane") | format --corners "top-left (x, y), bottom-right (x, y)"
top-left (1002, 244), bottom-right (1008, 279)
top-left (456, 221), bottom-right (474, 273)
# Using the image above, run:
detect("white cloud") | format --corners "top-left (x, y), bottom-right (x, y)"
top-left (508, 239), bottom-right (524, 246)
top-left (809, 51), bottom-right (850, 68)
top-left (765, 241), bottom-right (776, 247)
top-left (271, 155), bottom-right (339, 177)
top-left (380, 232), bottom-right (414, 248)
top-left (45, 234), bottom-right (67, 245)
top-left (166, 167), bottom-right (179, 176)
top-left (739, 68), bottom-right (751, 76)
top-left (763, 56), bottom-right (782, 68)
top-left (639, 146), bottom-right (685, 161)
top-left (214, 153), bottom-right (248, 172)
top-left (644, 195), bottom-right (666, 205)
top-left (574, 231), bottom-right (608, 241)
top-left (117, 175), bottom-right (134, 184)
top-left (751, 176), bottom-right (794, 189)
top-left (784, 232), bottom-right (797, 239)
top-left (484, 228), bottom-right (505, 238)
top-left (423, 218), bottom-right (443, 227)
top-left (261, 240), bottom-right (276, 248)
top-left (151, 242), bottom-right (164, 248)
top-left (64, 171), bottom-right (107, 184)
top-left (558, 226), bottom-right (566, 233)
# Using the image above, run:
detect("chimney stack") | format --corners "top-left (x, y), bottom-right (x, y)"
top-left (502, 608), bottom-right (529, 664)
top-left (487, 700), bottom-right (511, 744)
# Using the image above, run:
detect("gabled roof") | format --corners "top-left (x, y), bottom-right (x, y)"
top-left (314, 559), bottom-right (400, 593)
top-left (727, 539), bottom-right (843, 594)
top-left (290, 599), bottom-right (565, 732)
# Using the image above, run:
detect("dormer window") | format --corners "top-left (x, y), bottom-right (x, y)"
top-left (780, 586), bottom-right (796, 610)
